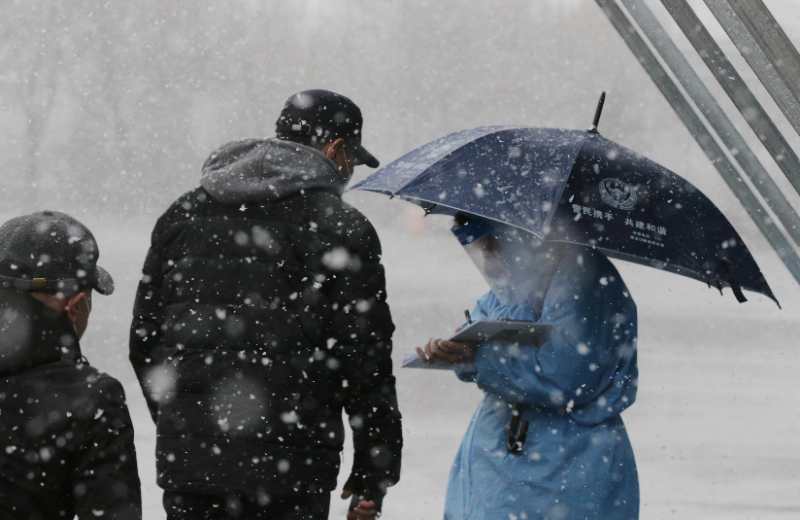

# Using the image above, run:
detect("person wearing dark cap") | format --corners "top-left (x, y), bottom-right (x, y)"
top-left (130, 89), bottom-right (402, 520)
top-left (0, 211), bottom-right (142, 520)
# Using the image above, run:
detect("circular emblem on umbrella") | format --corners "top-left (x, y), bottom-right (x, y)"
top-left (599, 178), bottom-right (638, 211)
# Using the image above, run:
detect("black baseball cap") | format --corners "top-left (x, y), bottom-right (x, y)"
top-left (0, 211), bottom-right (114, 296)
top-left (275, 89), bottom-right (380, 168)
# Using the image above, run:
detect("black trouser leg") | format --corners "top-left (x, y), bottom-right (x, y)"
top-left (164, 491), bottom-right (330, 520)
top-left (267, 493), bottom-right (331, 520)
top-left (164, 492), bottom-right (250, 520)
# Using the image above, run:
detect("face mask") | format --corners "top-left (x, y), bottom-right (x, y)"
top-left (453, 221), bottom-right (550, 305)
top-left (460, 235), bottom-right (510, 303)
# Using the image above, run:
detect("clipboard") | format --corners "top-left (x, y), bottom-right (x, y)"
top-left (450, 320), bottom-right (551, 345)
top-left (402, 320), bottom-right (552, 370)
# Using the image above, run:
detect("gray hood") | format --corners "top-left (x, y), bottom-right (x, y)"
top-left (200, 138), bottom-right (347, 204)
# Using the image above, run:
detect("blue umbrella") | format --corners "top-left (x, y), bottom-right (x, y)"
top-left (352, 126), bottom-right (778, 305)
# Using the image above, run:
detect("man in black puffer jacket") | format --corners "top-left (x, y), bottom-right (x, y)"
top-left (0, 211), bottom-right (141, 520)
top-left (130, 90), bottom-right (402, 520)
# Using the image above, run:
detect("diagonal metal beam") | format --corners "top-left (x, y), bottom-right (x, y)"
top-left (621, 0), bottom-right (800, 249)
top-left (726, 0), bottom-right (800, 115)
top-left (594, 0), bottom-right (800, 285)
top-left (703, 0), bottom-right (800, 140)
top-left (660, 0), bottom-right (800, 198)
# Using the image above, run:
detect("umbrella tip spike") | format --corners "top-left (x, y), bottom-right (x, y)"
top-left (589, 91), bottom-right (607, 134)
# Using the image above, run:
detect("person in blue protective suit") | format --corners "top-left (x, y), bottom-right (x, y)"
top-left (416, 215), bottom-right (639, 520)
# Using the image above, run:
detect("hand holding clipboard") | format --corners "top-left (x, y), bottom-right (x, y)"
top-left (404, 311), bottom-right (552, 370)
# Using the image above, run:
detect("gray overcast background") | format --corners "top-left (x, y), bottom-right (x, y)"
top-left (2, 1), bottom-right (799, 518)
top-left (2, 0), bottom-right (799, 227)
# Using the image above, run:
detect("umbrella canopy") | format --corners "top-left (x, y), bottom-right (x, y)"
top-left (353, 126), bottom-right (777, 304)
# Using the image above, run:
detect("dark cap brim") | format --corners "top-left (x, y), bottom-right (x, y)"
top-left (352, 144), bottom-right (379, 168)
top-left (92, 265), bottom-right (115, 295)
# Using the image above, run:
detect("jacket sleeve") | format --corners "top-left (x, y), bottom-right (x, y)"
top-left (72, 378), bottom-right (142, 520)
top-left (129, 219), bottom-right (169, 422)
top-left (323, 214), bottom-right (402, 501)
top-left (469, 268), bottom-right (637, 411)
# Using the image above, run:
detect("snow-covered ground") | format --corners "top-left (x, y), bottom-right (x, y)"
top-left (80, 206), bottom-right (798, 520)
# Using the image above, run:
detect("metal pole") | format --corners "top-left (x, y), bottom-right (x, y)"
top-left (725, 0), bottom-right (800, 114)
top-left (703, 0), bottom-right (800, 139)
top-left (593, 0), bottom-right (800, 285)
top-left (660, 0), bottom-right (800, 197)
top-left (621, 0), bottom-right (800, 248)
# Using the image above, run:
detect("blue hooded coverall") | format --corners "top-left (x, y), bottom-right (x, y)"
top-left (444, 246), bottom-right (639, 520)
